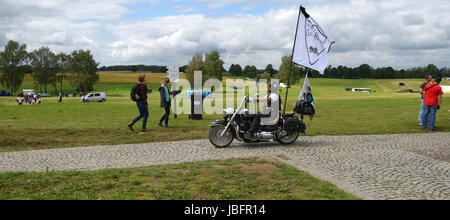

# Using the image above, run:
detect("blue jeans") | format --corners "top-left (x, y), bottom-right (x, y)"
top-left (418, 99), bottom-right (425, 122)
top-left (421, 106), bottom-right (438, 130)
top-left (132, 101), bottom-right (149, 129)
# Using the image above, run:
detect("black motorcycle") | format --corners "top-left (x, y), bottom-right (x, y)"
top-left (208, 96), bottom-right (308, 148)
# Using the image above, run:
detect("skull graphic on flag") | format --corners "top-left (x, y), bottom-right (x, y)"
top-left (292, 6), bottom-right (335, 74)
top-left (305, 20), bottom-right (327, 65)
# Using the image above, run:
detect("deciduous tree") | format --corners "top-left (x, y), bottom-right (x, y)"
top-left (276, 56), bottom-right (300, 85)
top-left (0, 40), bottom-right (29, 94)
top-left (204, 50), bottom-right (224, 82)
top-left (185, 53), bottom-right (204, 87)
top-left (229, 64), bottom-right (243, 76)
top-left (265, 64), bottom-right (276, 77)
top-left (30, 47), bottom-right (58, 94)
top-left (243, 65), bottom-right (257, 79)
top-left (67, 49), bottom-right (99, 93)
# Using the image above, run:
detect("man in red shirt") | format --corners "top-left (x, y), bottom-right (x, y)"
top-left (421, 78), bottom-right (443, 131)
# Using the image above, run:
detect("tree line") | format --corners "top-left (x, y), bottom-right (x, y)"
top-left (99, 65), bottom-right (169, 73)
top-left (321, 64), bottom-right (449, 80)
top-left (227, 62), bottom-right (449, 81)
top-left (3, 39), bottom-right (448, 95)
top-left (184, 53), bottom-right (301, 86)
top-left (0, 40), bottom-right (99, 95)
top-left (185, 52), bottom-right (450, 88)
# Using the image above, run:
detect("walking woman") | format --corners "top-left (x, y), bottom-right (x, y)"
top-left (158, 77), bottom-right (173, 128)
top-left (128, 74), bottom-right (149, 132)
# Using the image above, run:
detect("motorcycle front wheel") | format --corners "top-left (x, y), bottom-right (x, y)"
top-left (276, 132), bottom-right (299, 145)
top-left (209, 125), bottom-right (234, 148)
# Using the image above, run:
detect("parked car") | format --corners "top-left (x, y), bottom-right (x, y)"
top-left (22, 89), bottom-right (35, 96)
top-left (0, 90), bottom-right (12, 96)
top-left (81, 93), bottom-right (107, 103)
top-left (352, 88), bottom-right (372, 93)
top-left (37, 93), bottom-right (52, 97)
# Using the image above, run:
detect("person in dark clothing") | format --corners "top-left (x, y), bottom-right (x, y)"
top-left (245, 82), bottom-right (281, 140)
top-left (158, 77), bottom-right (173, 128)
top-left (128, 74), bottom-right (149, 132)
top-left (418, 75), bottom-right (433, 125)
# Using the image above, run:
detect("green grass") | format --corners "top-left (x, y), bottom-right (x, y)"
top-left (0, 158), bottom-right (359, 200)
top-left (1, 75), bottom-right (448, 201)
top-left (0, 75), bottom-right (449, 152)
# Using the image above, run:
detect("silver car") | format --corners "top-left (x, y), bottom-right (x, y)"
top-left (81, 93), bottom-right (107, 102)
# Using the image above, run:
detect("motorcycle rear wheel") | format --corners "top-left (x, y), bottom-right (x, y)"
top-left (209, 125), bottom-right (234, 148)
top-left (276, 132), bottom-right (299, 145)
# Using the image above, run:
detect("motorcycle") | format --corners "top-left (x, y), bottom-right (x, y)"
top-left (208, 95), bottom-right (307, 148)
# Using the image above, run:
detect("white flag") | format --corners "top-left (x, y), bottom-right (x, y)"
top-left (299, 74), bottom-right (316, 120)
top-left (292, 6), bottom-right (335, 74)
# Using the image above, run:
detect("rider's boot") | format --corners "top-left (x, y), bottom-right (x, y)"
top-left (245, 131), bottom-right (257, 140)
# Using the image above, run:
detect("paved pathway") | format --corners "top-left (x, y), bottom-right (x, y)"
top-left (0, 133), bottom-right (449, 200)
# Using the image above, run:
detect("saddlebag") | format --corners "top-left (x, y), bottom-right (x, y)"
top-left (285, 118), bottom-right (306, 133)
top-left (295, 100), bottom-right (315, 116)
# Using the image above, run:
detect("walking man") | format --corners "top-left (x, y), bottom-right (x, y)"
top-left (422, 78), bottom-right (444, 131)
top-left (158, 77), bottom-right (173, 128)
top-left (128, 74), bottom-right (149, 132)
top-left (418, 75), bottom-right (433, 125)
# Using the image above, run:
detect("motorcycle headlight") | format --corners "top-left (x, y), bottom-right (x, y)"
top-left (224, 108), bottom-right (235, 115)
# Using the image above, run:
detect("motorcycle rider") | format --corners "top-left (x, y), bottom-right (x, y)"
top-left (245, 82), bottom-right (281, 140)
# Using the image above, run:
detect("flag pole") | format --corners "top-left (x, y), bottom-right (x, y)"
top-left (283, 5), bottom-right (303, 115)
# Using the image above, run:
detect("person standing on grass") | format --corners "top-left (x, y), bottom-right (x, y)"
top-left (419, 75), bottom-right (433, 125)
top-left (158, 77), bottom-right (173, 129)
top-left (17, 95), bottom-right (23, 105)
top-left (128, 74), bottom-right (149, 132)
top-left (422, 78), bottom-right (443, 131)
top-left (59, 92), bottom-right (63, 103)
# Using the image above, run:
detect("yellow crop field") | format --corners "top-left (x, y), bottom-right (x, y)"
top-left (97, 71), bottom-right (186, 84)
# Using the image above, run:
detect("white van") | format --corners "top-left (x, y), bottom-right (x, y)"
top-left (81, 93), bottom-right (107, 103)
top-left (23, 89), bottom-right (35, 96)
top-left (352, 88), bottom-right (372, 93)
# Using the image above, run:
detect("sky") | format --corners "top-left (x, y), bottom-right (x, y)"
top-left (1, 0), bottom-right (449, 70)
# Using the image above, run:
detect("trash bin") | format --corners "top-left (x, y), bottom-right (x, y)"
top-left (189, 92), bottom-right (203, 120)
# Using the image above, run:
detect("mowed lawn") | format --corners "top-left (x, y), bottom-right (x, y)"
top-left (0, 74), bottom-right (449, 152)
top-left (0, 158), bottom-right (359, 200)
top-left (0, 73), bottom-right (448, 201)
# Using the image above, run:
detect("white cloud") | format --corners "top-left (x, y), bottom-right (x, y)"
top-left (403, 14), bottom-right (426, 26)
top-left (0, 0), bottom-right (449, 69)
top-left (107, 9), bottom-right (298, 68)
top-left (316, 0), bottom-right (450, 68)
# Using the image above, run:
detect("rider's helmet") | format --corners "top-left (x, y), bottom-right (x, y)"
top-left (268, 82), bottom-right (279, 92)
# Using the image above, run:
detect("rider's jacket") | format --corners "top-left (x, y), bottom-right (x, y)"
top-left (264, 92), bottom-right (281, 114)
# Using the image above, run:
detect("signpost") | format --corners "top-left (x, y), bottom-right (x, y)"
top-left (167, 66), bottom-right (180, 119)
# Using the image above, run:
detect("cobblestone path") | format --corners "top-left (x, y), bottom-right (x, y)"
top-left (0, 133), bottom-right (449, 200)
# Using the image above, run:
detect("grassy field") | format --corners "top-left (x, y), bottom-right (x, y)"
top-left (0, 74), bottom-right (449, 152)
top-left (0, 158), bottom-right (359, 200)
top-left (1, 72), bottom-right (448, 201)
